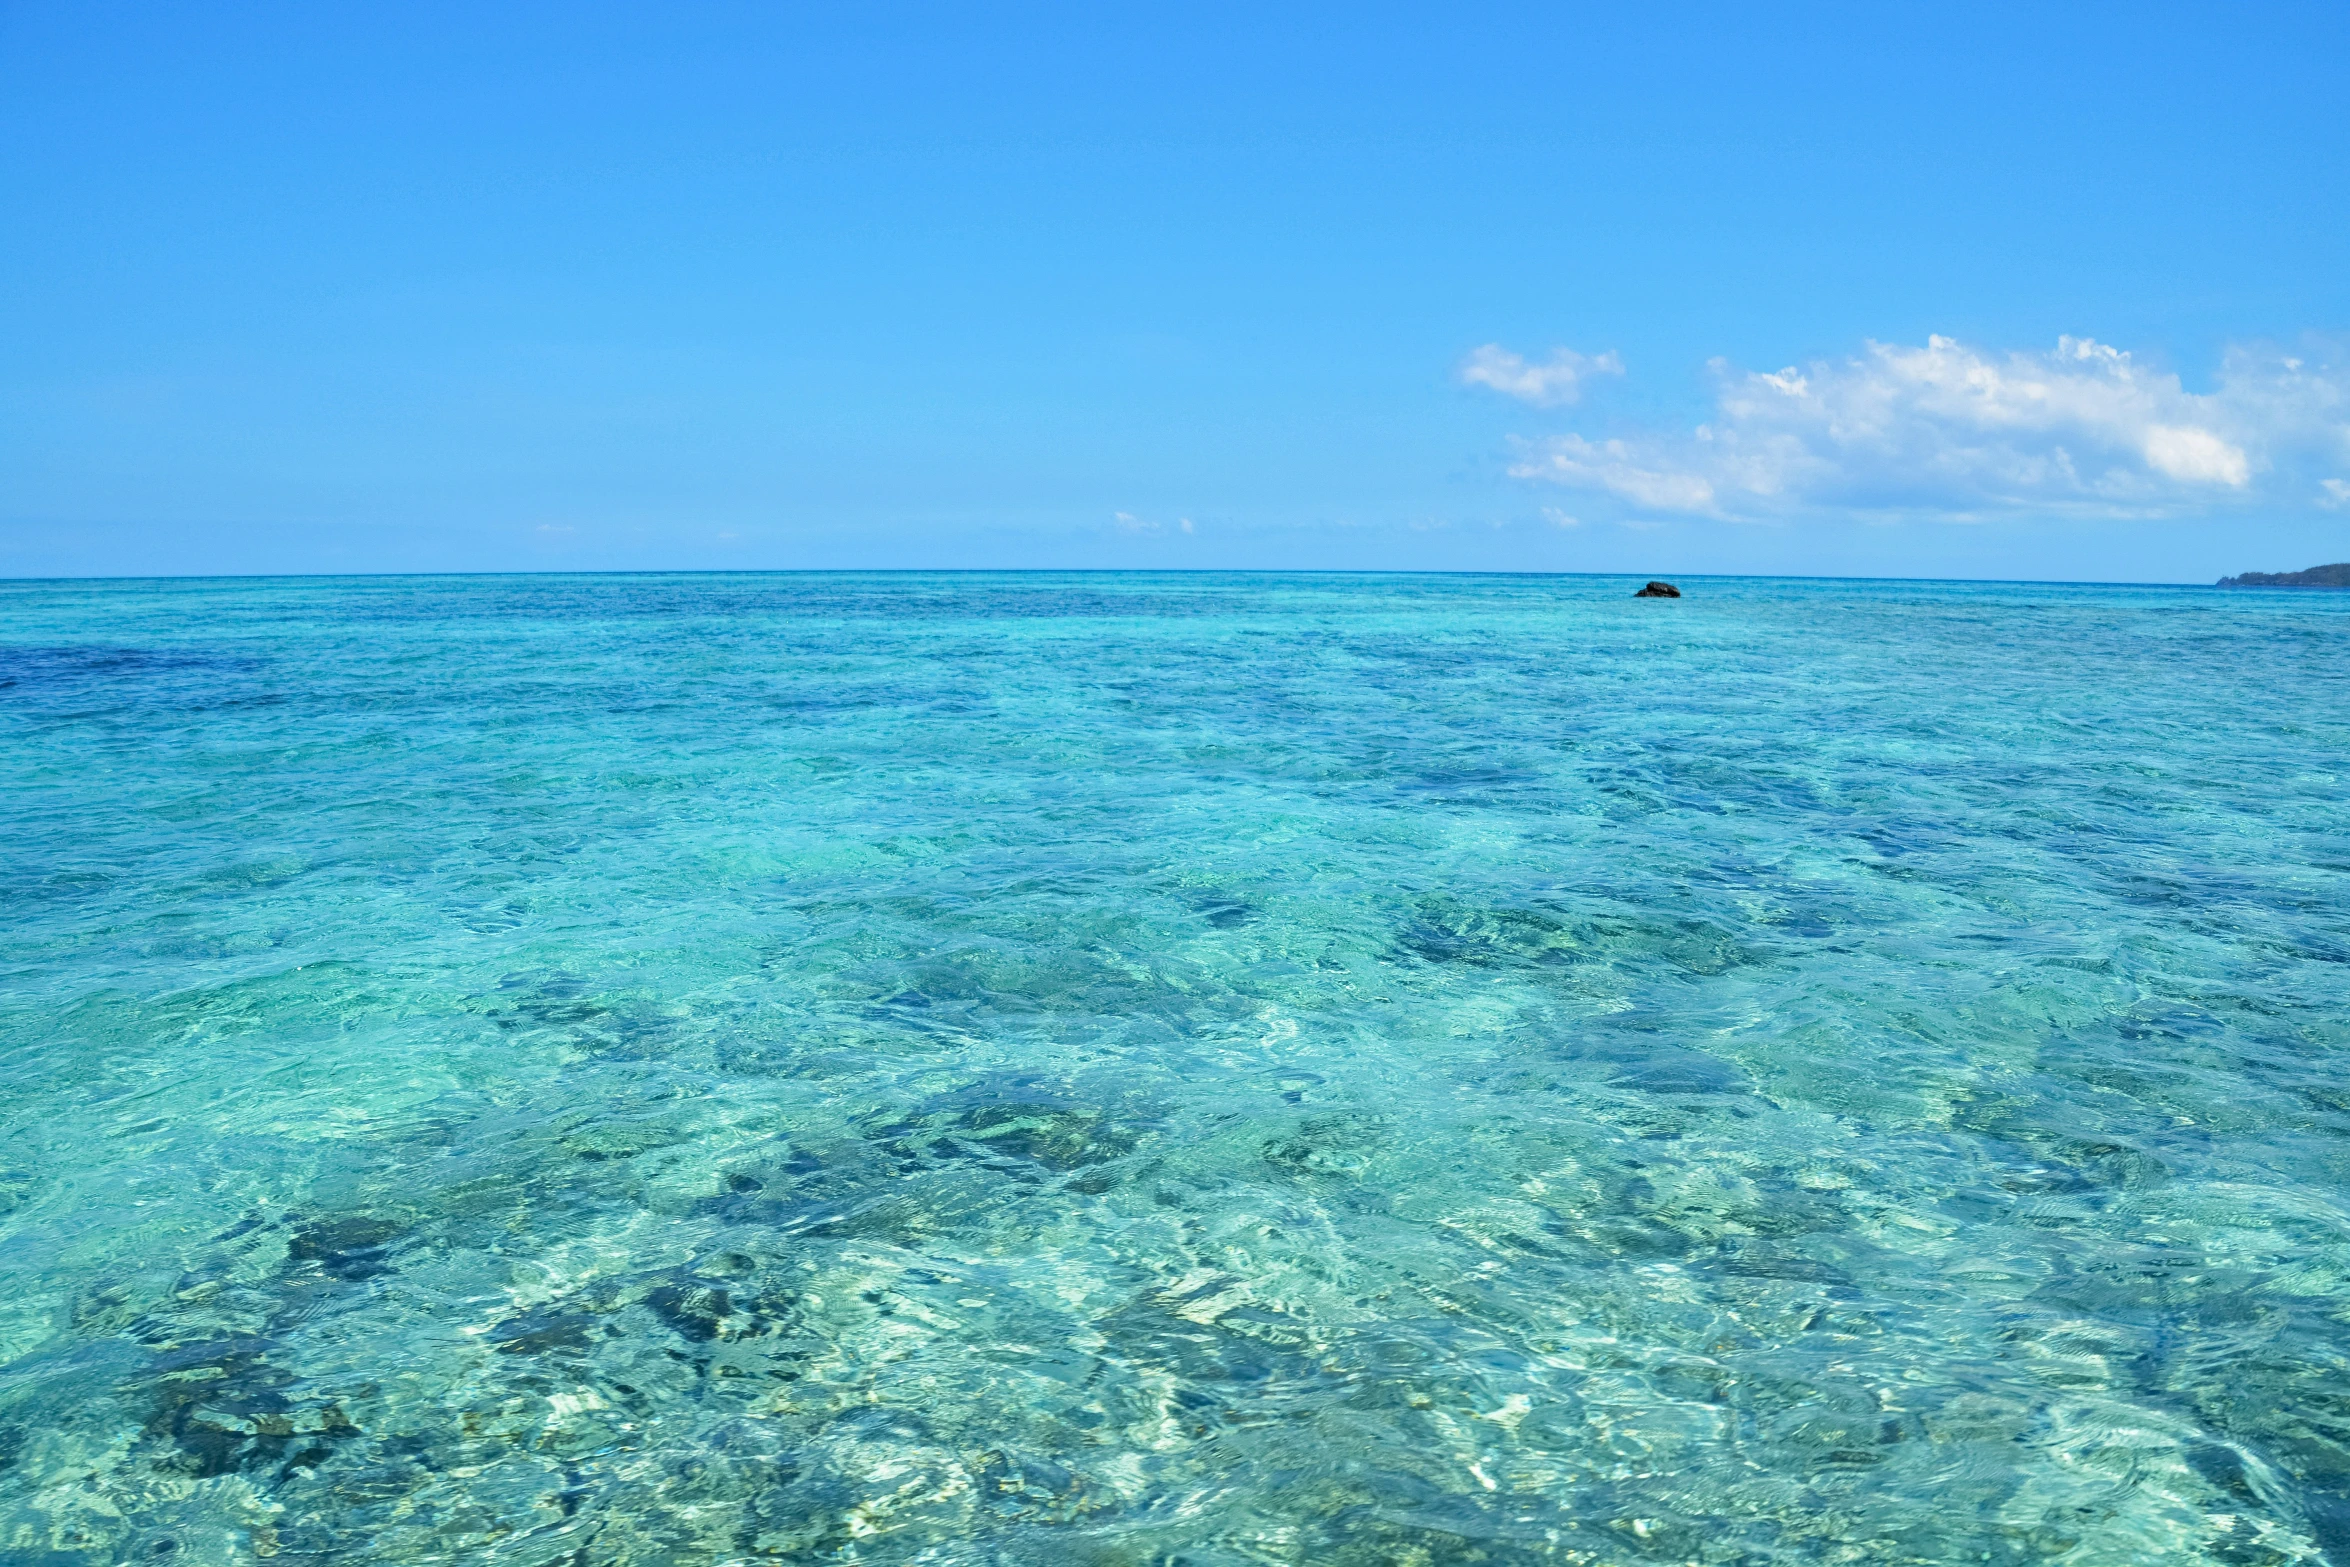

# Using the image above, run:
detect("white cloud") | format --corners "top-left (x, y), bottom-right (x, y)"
top-left (1478, 333), bottom-right (2350, 521)
top-left (2320, 478), bottom-right (2350, 508)
top-left (1523, 436), bottom-right (1722, 513)
top-left (1461, 344), bottom-right (1624, 407)
top-left (1113, 511), bottom-right (1197, 535)
top-left (2141, 424), bottom-right (2248, 485)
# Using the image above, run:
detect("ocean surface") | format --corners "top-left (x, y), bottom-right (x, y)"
top-left (2, 571), bottom-right (2347, 1567)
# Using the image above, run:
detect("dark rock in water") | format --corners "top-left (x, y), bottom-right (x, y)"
top-left (1634, 580), bottom-right (1682, 598)
top-left (2217, 562), bottom-right (2350, 588)
top-left (285, 1215), bottom-right (405, 1281)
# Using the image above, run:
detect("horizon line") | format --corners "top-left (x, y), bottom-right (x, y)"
top-left (0, 565), bottom-right (2298, 591)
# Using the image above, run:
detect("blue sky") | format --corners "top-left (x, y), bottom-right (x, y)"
top-left (4, 2), bottom-right (2346, 581)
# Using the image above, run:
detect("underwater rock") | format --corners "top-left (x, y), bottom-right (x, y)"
top-left (1634, 580), bottom-right (1682, 598)
top-left (645, 1282), bottom-right (736, 1342)
top-left (140, 1340), bottom-right (357, 1479)
top-left (284, 1215), bottom-right (406, 1281)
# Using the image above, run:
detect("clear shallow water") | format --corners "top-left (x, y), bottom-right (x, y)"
top-left (1, 570), bottom-right (2346, 1567)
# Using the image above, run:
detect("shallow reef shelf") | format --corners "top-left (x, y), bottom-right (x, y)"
top-left (1, 571), bottom-right (2347, 1565)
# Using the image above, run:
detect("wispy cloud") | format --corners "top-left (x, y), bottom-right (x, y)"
top-left (1460, 344), bottom-right (1624, 407)
top-left (1112, 511), bottom-right (1195, 535)
top-left (1474, 334), bottom-right (2350, 521)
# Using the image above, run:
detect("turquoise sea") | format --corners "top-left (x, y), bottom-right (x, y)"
top-left (3, 571), bottom-right (2347, 1566)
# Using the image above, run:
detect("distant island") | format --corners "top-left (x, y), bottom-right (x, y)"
top-left (2216, 562), bottom-right (2350, 588)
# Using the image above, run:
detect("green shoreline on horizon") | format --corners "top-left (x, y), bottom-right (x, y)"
top-left (2217, 560), bottom-right (2350, 587)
